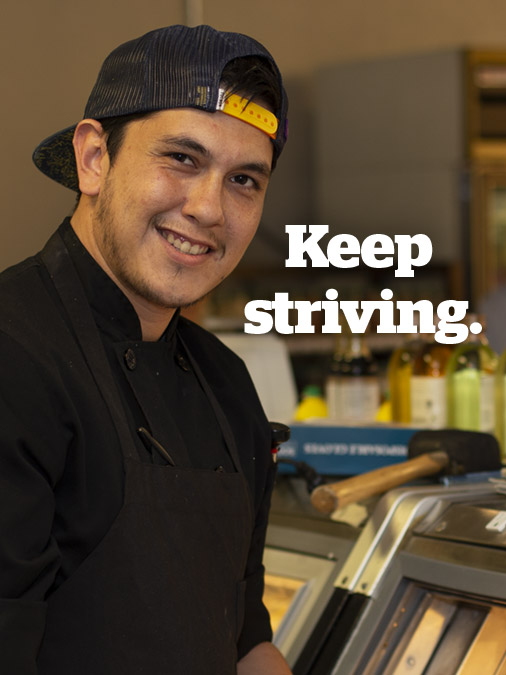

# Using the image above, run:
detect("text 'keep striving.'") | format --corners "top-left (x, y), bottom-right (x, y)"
top-left (243, 225), bottom-right (480, 345)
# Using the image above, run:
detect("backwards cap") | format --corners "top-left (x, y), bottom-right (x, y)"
top-left (32, 24), bottom-right (288, 191)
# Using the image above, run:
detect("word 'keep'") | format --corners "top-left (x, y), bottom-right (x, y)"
top-left (285, 225), bottom-right (432, 277)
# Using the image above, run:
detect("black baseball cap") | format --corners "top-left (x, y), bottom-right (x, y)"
top-left (32, 24), bottom-right (288, 191)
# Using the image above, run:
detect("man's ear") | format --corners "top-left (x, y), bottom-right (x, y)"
top-left (72, 119), bottom-right (109, 196)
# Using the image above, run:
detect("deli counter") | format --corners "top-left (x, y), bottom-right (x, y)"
top-left (263, 474), bottom-right (506, 674)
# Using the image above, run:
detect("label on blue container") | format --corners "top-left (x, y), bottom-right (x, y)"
top-left (278, 424), bottom-right (420, 475)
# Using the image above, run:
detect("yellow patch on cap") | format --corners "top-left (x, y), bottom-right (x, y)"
top-left (217, 90), bottom-right (278, 139)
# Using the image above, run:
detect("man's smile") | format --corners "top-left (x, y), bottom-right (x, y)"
top-left (156, 227), bottom-right (212, 256)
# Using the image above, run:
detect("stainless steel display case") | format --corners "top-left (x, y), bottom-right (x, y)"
top-left (264, 476), bottom-right (506, 674)
top-left (332, 486), bottom-right (506, 674)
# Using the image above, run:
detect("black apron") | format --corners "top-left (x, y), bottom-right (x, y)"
top-left (37, 232), bottom-right (254, 674)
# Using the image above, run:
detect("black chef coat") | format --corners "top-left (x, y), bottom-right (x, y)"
top-left (0, 219), bottom-right (275, 670)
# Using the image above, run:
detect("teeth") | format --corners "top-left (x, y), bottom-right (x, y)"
top-left (163, 231), bottom-right (208, 255)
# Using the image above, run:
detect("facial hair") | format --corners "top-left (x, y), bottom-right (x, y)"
top-left (92, 173), bottom-right (221, 310)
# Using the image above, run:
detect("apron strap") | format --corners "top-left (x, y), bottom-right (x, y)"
top-left (40, 231), bottom-right (141, 462)
top-left (179, 334), bottom-right (243, 475)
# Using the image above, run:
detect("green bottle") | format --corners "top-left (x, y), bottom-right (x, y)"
top-left (494, 348), bottom-right (506, 461)
top-left (446, 316), bottom-right (497, 434)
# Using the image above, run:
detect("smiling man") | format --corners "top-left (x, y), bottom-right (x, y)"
top-left (0, 25), bottom-right (291, 674)
top-left (72, 106), bottom-right (273, 339)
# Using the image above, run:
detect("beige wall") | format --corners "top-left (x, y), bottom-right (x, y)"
top-left (3, 0), bottom-right (506, 269)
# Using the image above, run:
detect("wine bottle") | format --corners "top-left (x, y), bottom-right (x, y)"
top-left (446, 315), bottom-right (497, 434)
top-left (326, 331), bottom-right (380, 424)
top-left (388, 333), bottom-right (425, 423)
top-left (410, 331), bottom-right (453, 428)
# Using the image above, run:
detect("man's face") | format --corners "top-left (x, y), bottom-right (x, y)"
top-left (84, 107), bottom-right (273, 315)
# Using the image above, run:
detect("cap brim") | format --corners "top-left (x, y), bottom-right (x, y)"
top-left (32, 125), bottom-right (79, 191)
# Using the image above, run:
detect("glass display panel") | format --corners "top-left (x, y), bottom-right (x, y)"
top-left (457, 605), bottom-right (506, 674)
top-left (262, 546), bottom-right (340, 664)
top-left (262, 573), bottom-right (306, 633)
top-left (359, 582), bottom-right (506, 675)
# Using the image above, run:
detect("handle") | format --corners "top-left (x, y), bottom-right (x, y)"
top-left (310, 451), bottom-right (449, 514)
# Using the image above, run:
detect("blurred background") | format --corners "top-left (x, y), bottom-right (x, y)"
top-left (4, 0), bottom-right (506, 394)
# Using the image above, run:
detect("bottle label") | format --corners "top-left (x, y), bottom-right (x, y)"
top-left (338, 378), bottom-right (380, 423)
top-left (325, 376), bottom-right (342, 421)
top-left (410, 376), bottom-right (447, 428)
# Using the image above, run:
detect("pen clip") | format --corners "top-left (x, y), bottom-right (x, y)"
top-left (137, 427), bottom-right (176, 466)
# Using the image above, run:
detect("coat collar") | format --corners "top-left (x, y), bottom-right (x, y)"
top-left (58, 218), bottom-right (179, 343)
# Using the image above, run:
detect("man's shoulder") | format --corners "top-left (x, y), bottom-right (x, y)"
top-left (0, 251), bottom-right (64, 347)
top-left (0, 253), bottom-right (41, 286)
top-left (0, 254), bottom-right (47, 313)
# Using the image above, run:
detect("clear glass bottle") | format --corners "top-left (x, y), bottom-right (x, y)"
top-left (325, 335), bottom-right (344, 421)
top-left (326, 331), bottom-right (380, 424)
top-left (387, 333), bottom-right (425, 423)
top-left (410, 331), bottom-right (453, 429)
top-left (446, 316), bottom-right (497, 434)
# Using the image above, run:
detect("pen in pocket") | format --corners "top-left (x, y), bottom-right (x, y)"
top-left (137, 427), bottom-right (176, 466)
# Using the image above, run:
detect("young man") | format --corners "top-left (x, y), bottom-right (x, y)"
top-left (0, 25), bottom-right (291, 673)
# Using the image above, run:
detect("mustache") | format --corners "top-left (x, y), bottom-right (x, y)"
top-left (149, 214), bottom-right (221, 251)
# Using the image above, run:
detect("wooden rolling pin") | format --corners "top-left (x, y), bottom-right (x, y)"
top-left (311, 430), bottom-right (502, 515)
top-left (310, 450), bottom-right (450, 514)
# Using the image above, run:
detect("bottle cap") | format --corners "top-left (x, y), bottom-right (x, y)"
top-left (303, 385), bottom-right (323, 398)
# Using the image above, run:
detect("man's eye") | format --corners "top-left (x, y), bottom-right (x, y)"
top-left (232, 174), bottom-right (258, 189)
top-left (169, 153), bottom-right (193, 165)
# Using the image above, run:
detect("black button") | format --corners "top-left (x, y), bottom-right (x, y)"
top-left (215, 465), bottom-right (225, 472)
top-left (124, 348), bottom-right (137, 371)
top-left (176, 353), bottom-right (190, 372)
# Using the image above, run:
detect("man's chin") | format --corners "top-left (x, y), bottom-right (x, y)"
top-left (141, 288), bottom-right (215, 312)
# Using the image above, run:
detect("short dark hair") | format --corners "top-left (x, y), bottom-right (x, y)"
top-left (219, 55), bottom-right (282, 117)
top-left (100, 55), bottom-right (283, 168)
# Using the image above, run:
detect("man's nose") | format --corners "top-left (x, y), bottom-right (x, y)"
top-left (181, 173), bottom-right (225, 228)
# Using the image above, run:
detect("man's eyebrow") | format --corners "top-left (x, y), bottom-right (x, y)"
top-left (157, 135), bottom-right (211, 157)
top-left (156, 135), bottom-right (272, 178)
top-left (237, 161), bottom-right (272, 179)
